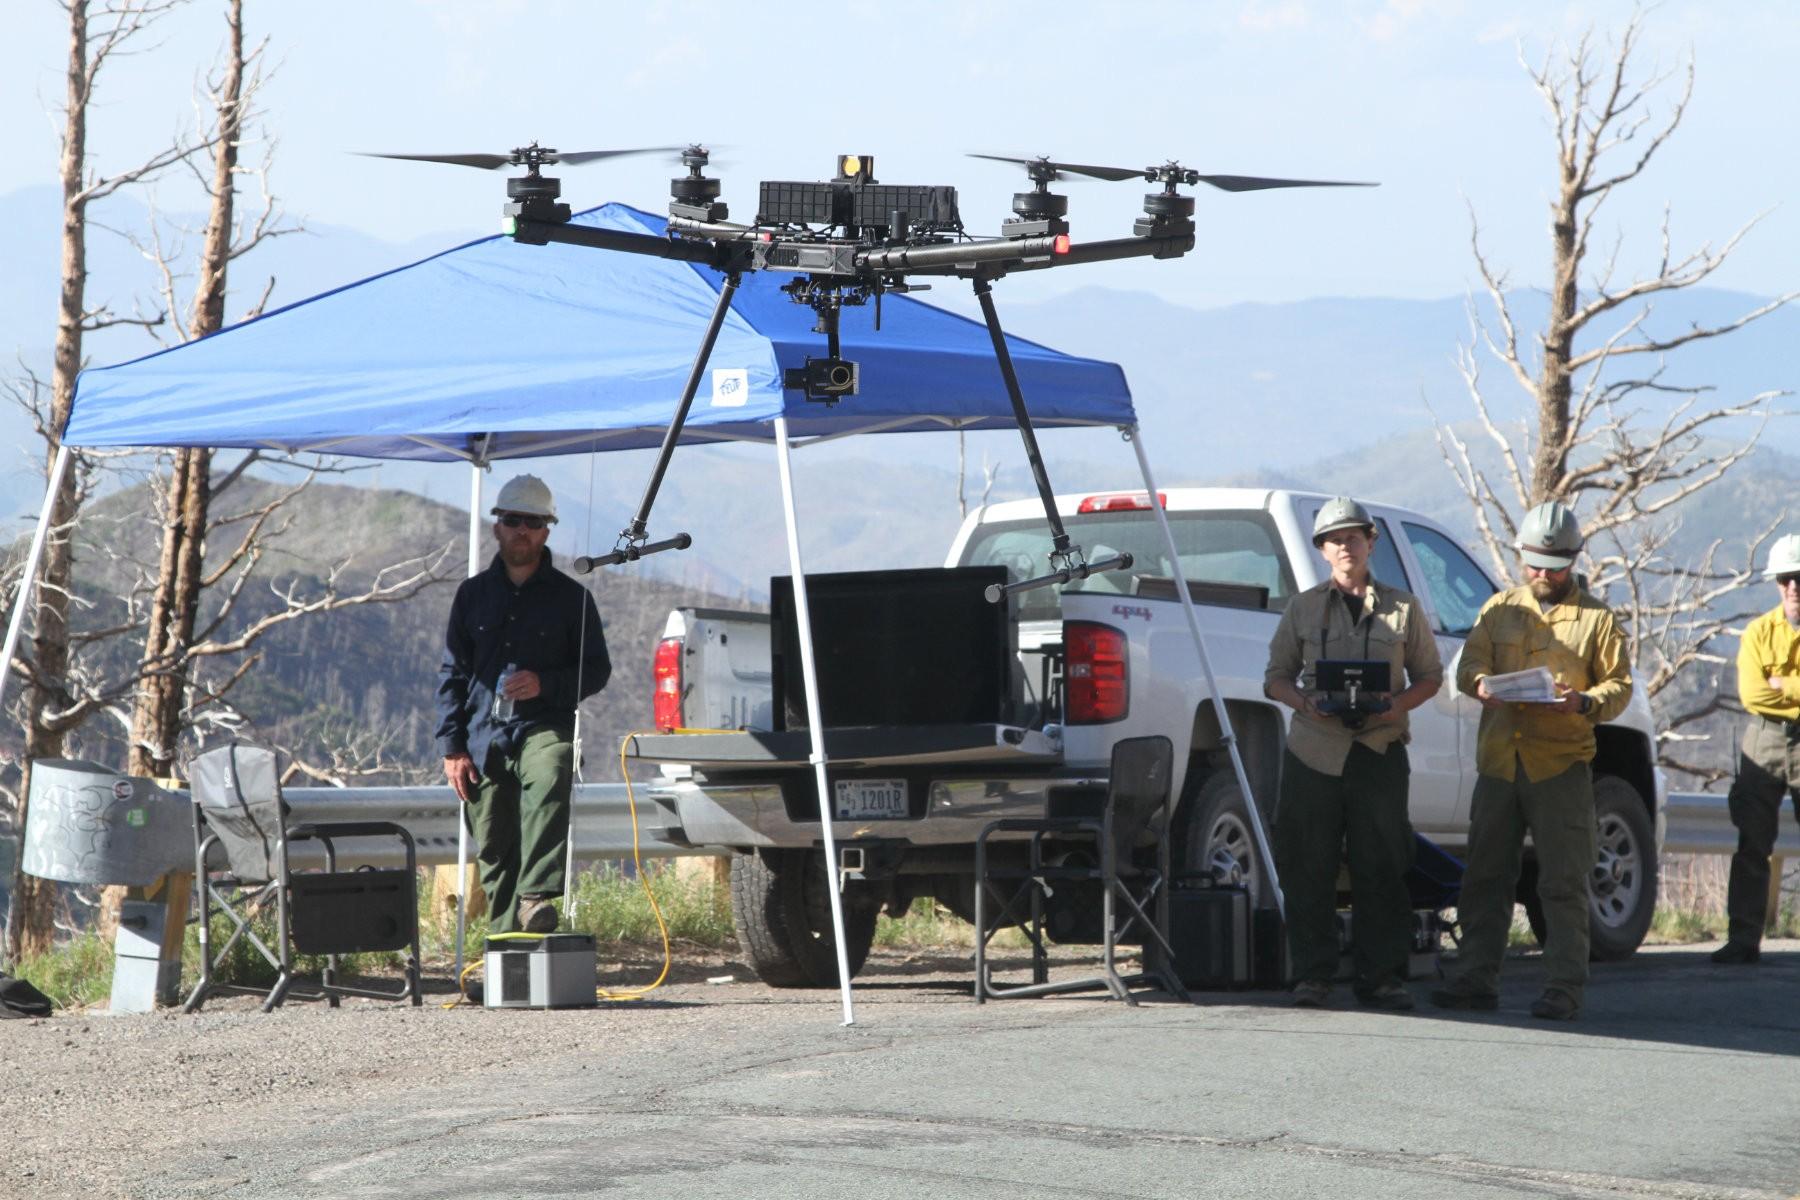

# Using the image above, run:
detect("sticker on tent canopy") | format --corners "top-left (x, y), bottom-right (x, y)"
top-left (711, 368), bottom-right (748, 407)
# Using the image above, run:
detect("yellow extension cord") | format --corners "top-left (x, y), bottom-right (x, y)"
top-left (450, 726), bottom-right (738, 1008)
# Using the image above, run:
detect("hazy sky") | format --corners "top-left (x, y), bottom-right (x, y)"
top-left (2, 0), bottom-right (1794, 310)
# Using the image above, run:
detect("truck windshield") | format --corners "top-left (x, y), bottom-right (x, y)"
top-left (960, 509), bottom-right (1297, 620)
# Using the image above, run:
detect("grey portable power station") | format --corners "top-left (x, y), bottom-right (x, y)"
top-left (483, 933), bottom-right (597, 1009)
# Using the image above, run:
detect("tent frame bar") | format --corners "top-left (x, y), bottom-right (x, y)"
top-left (0, 445), bottom-right (73, 718)
top-left (774, 416), bottom-right (857, 1026)
top-left (1126, 426), bottom-right (1283, 919)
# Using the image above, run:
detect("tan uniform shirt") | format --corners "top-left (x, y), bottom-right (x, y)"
top-left (1264, 579), bottom-right (1443, 778)
top-left (1735, 607), bottom-right (1800, 721)
top-left (1456, 585), bottom-right (1633, 783)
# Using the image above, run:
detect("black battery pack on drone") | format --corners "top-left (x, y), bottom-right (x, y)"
top-left (1313, 659), bottom-right (1392, 728)
top-left (483, 932), bottom-right (597, 1009)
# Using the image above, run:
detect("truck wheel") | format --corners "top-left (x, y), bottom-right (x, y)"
top-left (1588, 774), bottom-right (1657, 961)
top-left (730, 848), bottom-right (877, 988)
top-left (1516, 775), bottom-right (1656, 961)
top-left (1179, 772), bottom-right (1275, 908)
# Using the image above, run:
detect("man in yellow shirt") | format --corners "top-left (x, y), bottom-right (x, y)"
top-left (1713, 534), bottom-right (1800, 964)
top-left (1430, 502), bottom-right (1633, 1021)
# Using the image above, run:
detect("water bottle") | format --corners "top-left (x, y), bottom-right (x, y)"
top-left (492, 662), bottom-right (519, 722)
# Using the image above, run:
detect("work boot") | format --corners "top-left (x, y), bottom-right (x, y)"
top-left (1290, 980), bottom-right (1332, 1008)
top-left (1428, 978), bottom-right (1499, 1011)
top-left (1529, 988), bottom-right (1581, 1021)
top-left (1355, 981), bottom-right (1416, 1012)
top-left (518, 896), bottom-right (559, 934)
top-left (1710, 940), bottom-right (1761, 965)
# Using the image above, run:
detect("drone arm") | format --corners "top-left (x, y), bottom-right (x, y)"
top-left (1053, 232), bottom-right (1195, 266)
top-left (857, 235), bottom-right (1063, 274)
top-left (511, 217), bottom-right (731, 268)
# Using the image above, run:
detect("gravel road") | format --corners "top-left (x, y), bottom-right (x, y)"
top-left (5, 940), bottom-right (1798, 1199)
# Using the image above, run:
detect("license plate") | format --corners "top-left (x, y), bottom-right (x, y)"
top-left (834, 779), bottom-right (908, 820)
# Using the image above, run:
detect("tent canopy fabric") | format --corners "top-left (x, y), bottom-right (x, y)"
top-left (66, 204), bottom-right (1134, 461)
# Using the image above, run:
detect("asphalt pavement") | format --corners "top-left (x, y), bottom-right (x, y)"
top-left (26, 939), bottom-right (1768, 1199)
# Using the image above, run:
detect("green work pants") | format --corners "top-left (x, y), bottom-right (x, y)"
top-left (1725, 718), bottom-right (1800, 947)
top-left (1452, 759), bottom-right (1595, 1001)
top-left (465, 726), bottom-right (574, 934)
top-left (1273, 743), bottom-right (1415, 990)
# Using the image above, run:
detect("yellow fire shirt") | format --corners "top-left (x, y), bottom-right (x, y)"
top-left (1735, 606), bottom-right (1800, 721)
top-left (1456, 585), bottom-right (1633, 782)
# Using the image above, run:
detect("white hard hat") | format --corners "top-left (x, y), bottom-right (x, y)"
top-left (1312, 497), bottom-right (1375, 544)
top-left (1516, 502), bottom-right (1582, 569)
top-left (1764, 533), bottom-right (1800, 579)
top-left (491, 474), bottom-right (557, 522)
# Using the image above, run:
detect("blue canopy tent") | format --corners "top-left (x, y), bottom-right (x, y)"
top-left (63, 203), bottom-right (1133, 458)
top-left (6, 204), bottom-right (1273, 1021)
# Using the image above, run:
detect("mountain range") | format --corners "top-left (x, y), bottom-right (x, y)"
top-left (2, 182), bottom-right (1795, 598)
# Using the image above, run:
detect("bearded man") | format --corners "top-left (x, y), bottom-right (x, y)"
top-left (435, 474), bottom-right (610, 934)
top-left (1429, 502), bottom-right (1633, 1021)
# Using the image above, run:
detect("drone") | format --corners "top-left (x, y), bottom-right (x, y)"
top-left (363, 142), bottom-right (1374, 596)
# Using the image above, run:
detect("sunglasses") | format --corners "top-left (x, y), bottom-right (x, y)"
top-left (497, 513), bottom-right (548, 530)
top-left (1778, 575), bottom-right (1800, 590)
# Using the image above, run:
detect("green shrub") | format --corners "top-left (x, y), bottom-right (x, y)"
top-left (876, 897), bottom-right (1025, 950)
top-left (13, 931), bottom-right (113, 1010)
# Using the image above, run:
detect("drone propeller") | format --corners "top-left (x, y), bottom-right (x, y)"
top-left (971, 153), bottom-right (1375, 191)
top-left (358, 142), bottom-right (687, 172)
top-left (968, 153), bottom-right (1144, 183)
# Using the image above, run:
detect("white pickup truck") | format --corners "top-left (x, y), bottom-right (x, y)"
top-left (631, 488), bottom-right (1665, 987)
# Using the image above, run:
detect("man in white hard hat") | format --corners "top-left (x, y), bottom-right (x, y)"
top-left (435, 474), bottom-right (611, 934)
top-left (1264, 497), bottom-right (1443, 1010)
top-left (1431, 501), bottom-right (1632, 1021)
top-left (1712, 533), bottom-right (1800, 964)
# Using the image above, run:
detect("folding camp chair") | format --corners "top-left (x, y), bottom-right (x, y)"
top-left (973, 735), bottom-right (1187, 1005)
top-left (183, 742), bottom-right (421, 1012)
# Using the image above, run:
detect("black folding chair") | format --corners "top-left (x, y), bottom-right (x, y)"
top-left (183, 742), bottom-right (421, 1012)
top-left (973, 735), bottom-right (1187, 1005)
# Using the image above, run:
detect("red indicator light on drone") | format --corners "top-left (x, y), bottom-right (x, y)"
top-left (1052, 234), bottom-right (1071, 255)
top-left (1076, 492), bottom-right (1166, 514)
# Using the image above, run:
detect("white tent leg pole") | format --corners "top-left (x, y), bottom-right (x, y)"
top-left (0, 445), bottom-right (72, 717)
top-left (1128, 427), bottom-right (1284, 920)
top-left (774, 416), bottom-right (856, 1027)
top-left (564, 711), bottom-right (580, 922)
top-left (455, 462), bottom-right (482, 982)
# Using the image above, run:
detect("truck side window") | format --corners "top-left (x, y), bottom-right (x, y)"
top-left (959, 511), bottom-right (1296, 620)
top-left (1402, 522), bottom-right (1498, 636)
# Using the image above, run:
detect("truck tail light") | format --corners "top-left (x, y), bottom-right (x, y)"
top-left (653, 636), bottom-right (683, 731)
top-left (1064, 621), bottom-right (1128, 723)
top-left (1076, 491), bottom-right (1165, 513)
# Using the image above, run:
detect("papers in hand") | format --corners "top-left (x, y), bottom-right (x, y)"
top-left (1483, 667), bottom-right (1559, 703)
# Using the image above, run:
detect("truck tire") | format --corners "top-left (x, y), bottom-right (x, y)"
top-left (1178, 771), bottom-right (1276, 908)
top-left (730, 848), bottom-right (878, 988)
top-left (1516, 774), bottom-right (1656, 961)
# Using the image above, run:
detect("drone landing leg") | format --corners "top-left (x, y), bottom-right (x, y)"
top-left (973, 277), bottom-right (1134, 602)
top-left (972, 277), bottom-right (1069, 556)
top-left (576, 272), bottom-right (740, 573)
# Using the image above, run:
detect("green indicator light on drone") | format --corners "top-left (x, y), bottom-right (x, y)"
top-left (501, 216), bottom-right (517, 236)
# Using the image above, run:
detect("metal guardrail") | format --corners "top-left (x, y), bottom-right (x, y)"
top-left (275, 786), bottom-right (1793, 869)
top-left (1664, 790), bottom-right (1800, 857)
top-left (280, 782), bottom-right (716, 871)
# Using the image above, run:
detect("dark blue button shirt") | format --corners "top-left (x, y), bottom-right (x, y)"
top-left (435, 549), bottom-right (611, 771)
